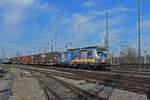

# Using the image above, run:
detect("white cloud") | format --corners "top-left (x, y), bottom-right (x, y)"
top-left (10, 0), bottom-right (34, 6)
top-left (0, 0), bottom-right (58, 25)
top-left (0, 0), bottom-right (33, 25)
top-left (70, 13), bottom-right (102, 34)
top-left (73, 13), bottom-right (92, 24)
top-left (3, 11), bottom-right (23, 25)
top-left (91, 7), bottom-right (135, 15)
top-left (141, 19), bottom-right (150, 32)
top-left (0, 0), bottom-right (34, 7)
top-left (82, 0), bottom-right (96, 7)
top-left (67, 12), bottom-right (127, 35)
top-left (141, 15), bottom-right (150, 54)
top-left (59, 11), bottom-right (128, 49)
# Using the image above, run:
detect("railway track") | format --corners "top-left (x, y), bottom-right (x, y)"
top-left (32, 71), bottom-right (104, 100)
top-left (6, 64), bottom-right (150, 96)
top-left (18, 65), bottom-right (150, 95)
top-left (25, 64), bottom-right (150, 76)
top-left (37, 79), bottom-right (51, 100)
top-left (46, 69), bottom-right (150, 94)
top-left (111, 69), bottom-right (150, 76)
top-left (7, 64), bottom-right (150, 76)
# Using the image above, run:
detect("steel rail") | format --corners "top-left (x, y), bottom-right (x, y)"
top-left (48, 74), bottom-right (105, 100)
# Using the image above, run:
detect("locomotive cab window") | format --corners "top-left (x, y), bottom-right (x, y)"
top-left (87, 51), bottom-right (92, 58)
top-left (97, 51), bottom-right (102, 55)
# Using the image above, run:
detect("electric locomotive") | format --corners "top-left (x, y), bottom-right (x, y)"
top-left (59, 46), bottom-right (110, 70)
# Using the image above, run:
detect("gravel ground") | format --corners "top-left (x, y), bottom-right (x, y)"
top-left (0, 75), bottom-right (11, 90)
top-left (109, 89), bottom-right (148, 100)
top-left (55, 76), bottom-right (148, 100)
top-left (33, 72), bottom-right (77, 100)
top-left (48, 69), bottom-right (76, 75)
top-left (0, 74), bottom-right (13, 100)
top-left (9, 68), bottom-right (46, 100)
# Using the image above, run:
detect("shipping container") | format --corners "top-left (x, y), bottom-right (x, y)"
top-left (12, 57), bottom-right (21, 64)
top-left (21, 56), bottom-right (31, 64)
top-left (30, 54), bottom-right (40, 65)
top-left (39, 52), bottom-right (59, 65)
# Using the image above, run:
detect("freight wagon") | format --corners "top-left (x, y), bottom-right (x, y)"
top-left (12, 57), bottom-right (22, 64)
top-left (12, 46), bottom-right (110, 71)
top-left (21, 56), bottom-right (31, 64)
top-left (1, 58), bottom-right (12, 64)
top-left (12, 52), bottom-right (59, 66)
top-left (38, 52), bottom-right (59, 65)
top-left (30, 54), bottom-right (40, 65)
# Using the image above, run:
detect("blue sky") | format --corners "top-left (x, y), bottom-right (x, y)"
top-left (0, 0), bottom-right (150, 57)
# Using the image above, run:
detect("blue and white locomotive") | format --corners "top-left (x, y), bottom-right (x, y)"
top-left (59, 46), bottom-right (110, 70)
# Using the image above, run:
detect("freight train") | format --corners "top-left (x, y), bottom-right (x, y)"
top-left (0, 58), bottom-right (12, 64)
top-left (12, 46), bottom-right (110, 70)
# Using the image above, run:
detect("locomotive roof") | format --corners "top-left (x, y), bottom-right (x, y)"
top-left (67, 46), bottom-right (106, 51)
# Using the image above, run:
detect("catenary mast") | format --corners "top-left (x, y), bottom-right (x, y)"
top-left (105, 12), bottom-right (109, 52)
top-left (138, 0), bottom-right (141, 71)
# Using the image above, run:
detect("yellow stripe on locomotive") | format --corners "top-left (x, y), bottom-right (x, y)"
top-left (71, 58), bottom-right (96, 63)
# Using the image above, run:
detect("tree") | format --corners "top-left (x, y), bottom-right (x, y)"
top-left (119, 46), bottom-right (138, 63)
top-left (147, 55), bottom-right (150, 64)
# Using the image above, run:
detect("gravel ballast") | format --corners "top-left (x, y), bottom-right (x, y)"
top-left (9, 68), bottom-right (46, 100)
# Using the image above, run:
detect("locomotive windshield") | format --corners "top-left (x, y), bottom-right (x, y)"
top-left (97, 50), bottom-right (107, 56)
top-left (102, 51), bottom-right (108, 57)
top-left (97, 50), bottom-right (108, 61)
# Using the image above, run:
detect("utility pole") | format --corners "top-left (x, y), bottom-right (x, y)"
top-left (8, 41), bottom-right (19, 57)
top-left (16, 40), bottom-right (19, 57)
top-left (110, 51), bottom-right (113, 64)
top-left (119, 41), bottom-right (122, 57)
top-left (38, 48), bottom-right (41, 54)
top-left (55, 27), bottom-right (58, 52)
top-left (27, 49), bottom-right (30, 55)
top-left (50, 40), bottom-right (54, 52)
top-left (138, 0), bottom-right (141, 72)
top-left (124, 36), bottom-right (128, 63)
top-left (144, 50), bottom-right (147, 64)
top-left (51, 44), bottom-right (53, 52)
top-left (105, 12), bottom-right (109, 52)
top-left (1, 48), bottom-right (5, 62)
top-left (44, 43), bottom-right (47, 53)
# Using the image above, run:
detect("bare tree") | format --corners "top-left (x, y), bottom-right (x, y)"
top-left (147, 55), bottom-right (150, 64)
top-left (119, 46), bottom-right (138, 63)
